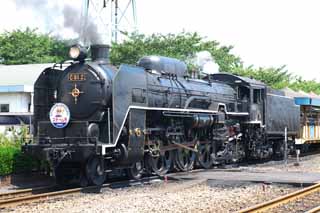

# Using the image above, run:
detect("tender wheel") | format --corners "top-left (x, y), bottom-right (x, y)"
top-left (86, 156), bottom-right (106, 186)
top-left (197, 143), bottom-right (214, 169)
top-left (174, 148), bottom-right (195, 171)
top-left (148, 150), bottom-right (173, 176)
top-left (127, 161), bottom-right (144, 180)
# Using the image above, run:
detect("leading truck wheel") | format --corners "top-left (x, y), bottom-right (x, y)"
top-left (127, 161), bottom-right (144, 180)
top-left (86, 156), bottom-right (106, 186)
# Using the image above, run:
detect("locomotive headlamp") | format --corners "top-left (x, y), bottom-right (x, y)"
top-left (69, 46), bottom-right (80, 59)
top-left (68, 45), bottom-right (87, 62)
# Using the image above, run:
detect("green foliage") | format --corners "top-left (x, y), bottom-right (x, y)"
top-left (289, 77), bottom-right (320, 94)
top-left (231, 64), bottom-right (291, 89)
top-left (109, 31), bottom-right (301, 90)
top-left (110, 32), bottom-right (241, 72)
top-left (0, 28), bottom-right (319, 93)
top-left (0, 144), bottom-right (38, 176)
top-left (0, 28), bottom-right (69, 65)
top-left (232, 65), bottom-right (320, 93)
top-left (0, 145), bottom-right (20, 175)
top-left (0, 127), bottom-right (39, 176)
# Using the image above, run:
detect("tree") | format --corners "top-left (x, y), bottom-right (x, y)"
top-left (109, 32), bottom-right (295, 90)
top-left (0, 28), bottom-right (69, 65)
top-left (109, 32), bottom-right (241, 72)
top-left (1, 29), bottom-right (318, 94)
top-left (289, 77), bottom-right (320, 94)
top-left (231, 64), bottom-right (291, 89)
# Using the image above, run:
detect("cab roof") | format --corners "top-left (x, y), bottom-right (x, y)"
top-left (207, 73), bottom-right (266, 88)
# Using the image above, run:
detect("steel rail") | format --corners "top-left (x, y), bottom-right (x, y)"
top-left (0, 185), bottom-right (56, 201)
top-left (238, 182), bottom-right (320, 213)
top-left (0, 188), bottom-right (39, 200)
top-left (0, 187), bottom-right (82, 207)
top-left (0, 169), bottom-right (208, 208)
top-left (306, 205), bottom-right (320, 213)
top-left (0, 176), bottom-right (160, 208)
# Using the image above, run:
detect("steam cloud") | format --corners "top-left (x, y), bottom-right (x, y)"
top-left (14, 0), bottom-right (102, 44)
top-left (194, 51), bottom-right (220, 75)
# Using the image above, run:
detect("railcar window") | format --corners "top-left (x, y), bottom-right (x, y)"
top-left (253, 89), bottom-right (261, 104)
top-left (261, 89), bottom-right (265, 99)
top-left (237, 87), bottom-right (241, 99)
top-left (238, 86), bottom-right (249, 101)
top-left (0, 104), bottom-right (9, 112)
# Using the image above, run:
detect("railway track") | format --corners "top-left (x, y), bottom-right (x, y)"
top-left (238, 182), bottom-right (320, 213)
top-left (0, 168), bottom-right (213, 209)
top-left (0, 176), bottom-right (160, 209)
top-left (0, 185), bottom-right (58, 201)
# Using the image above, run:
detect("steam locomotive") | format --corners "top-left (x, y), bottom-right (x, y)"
top-left (23, 44), bottom-right (300, 186)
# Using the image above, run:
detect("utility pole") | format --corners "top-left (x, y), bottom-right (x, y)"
top-left (284, 126), bottom-right (288, 166)
top-left (114, 0), bottom-right (118, 43)
top-left (81, 0), bottom-right (138, 45)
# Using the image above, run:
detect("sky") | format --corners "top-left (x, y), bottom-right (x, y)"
top-left (0, 0), bottom-right (319, 81)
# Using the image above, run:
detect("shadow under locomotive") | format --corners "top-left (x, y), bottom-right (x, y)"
top-left (23, 44), bottom-right (299, 186)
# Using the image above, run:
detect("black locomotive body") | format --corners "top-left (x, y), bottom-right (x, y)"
top-left (24, 45), bottom-right (300, 186)
top-left (209, 74), bottom-right (299, 159)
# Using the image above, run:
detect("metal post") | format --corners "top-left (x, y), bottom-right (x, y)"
top-left (81, 0), bottom-right (89, 44)
top-left (29, 115), bottom-right (32, 134)
top-left (108, 108), bottom-right (111, 144)
top-left (29, 92), bottom-right (34, 138)
top-left (132, 0), bottom-right (137, 31)
top-left (284, 126), bottom-right (288, 165)
top-left (295, 149), bottom-right (300, 166)
top-left (114, 0), bottom-right (118, 43)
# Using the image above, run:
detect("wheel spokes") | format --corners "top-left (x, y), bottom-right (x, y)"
top-left (197, 143), bottom-right (213, 169)
top-left (174, 148), bottom-right (195, 172)
top-left (149, 150), bottom-right (173, 175)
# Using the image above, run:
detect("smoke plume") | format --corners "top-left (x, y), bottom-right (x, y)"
top-left (62, 5), bottom-right (101, 44)
top-left (14, 0), bottom-right (101, 44)
top-left (194, 51), bottom-right (220, 75)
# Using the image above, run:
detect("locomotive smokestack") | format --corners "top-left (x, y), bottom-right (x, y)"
top-left (91, 44), bottom-right (110, 63)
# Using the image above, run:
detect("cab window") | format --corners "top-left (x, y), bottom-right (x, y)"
top-left (253, 89), bottom-right (261, 104)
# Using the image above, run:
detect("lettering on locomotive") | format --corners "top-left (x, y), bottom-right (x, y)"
top-left (69, 73), bottom-right (86, 81)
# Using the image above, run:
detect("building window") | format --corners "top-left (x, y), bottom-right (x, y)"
top-left (0, 104), bottom-right (9, 112)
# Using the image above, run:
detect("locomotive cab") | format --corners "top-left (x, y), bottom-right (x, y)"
top-left (250, 86), bottom-right (265, 123)
top-left (208, 73), bottom-right (266, 124)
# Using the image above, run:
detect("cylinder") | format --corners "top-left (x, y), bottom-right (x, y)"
top-left (91, 44), bottom-right (110, 62)
top-left (192, 115), bottom-right (214, 128)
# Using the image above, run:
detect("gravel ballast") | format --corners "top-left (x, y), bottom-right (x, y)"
top-left (3, 153), bottom-right (320, 212)
top-left (6, 181), bottom-right (296, 213)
